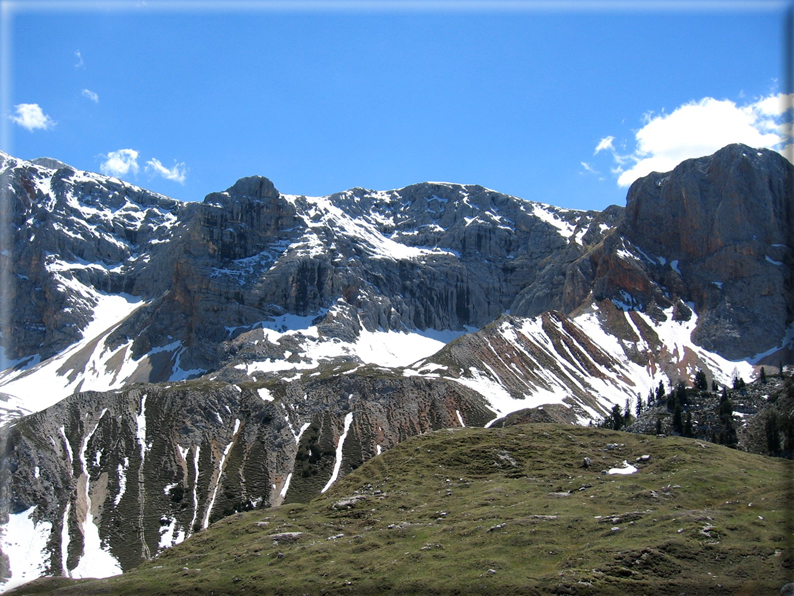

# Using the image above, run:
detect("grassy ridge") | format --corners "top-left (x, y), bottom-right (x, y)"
top-left (9, 424), bottom-right (792, 595)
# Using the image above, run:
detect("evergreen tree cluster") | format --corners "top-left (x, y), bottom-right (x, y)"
top-left (763, 410), bottom-right (794, 457)
top-left (601, 367), bottom-right (794, 458)
top-left (664, 380), bottom-right (693, 437)
top-left (602, 402), bottom-right (631, 431)
top-left (716, 387), bottom-right (738, 447)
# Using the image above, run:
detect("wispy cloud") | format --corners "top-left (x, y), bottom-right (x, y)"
top-left (594, 136), bottom-right (614, 154)
top-left (9, 103), bottom-right (55, 132)
top-left (74, 50), bottom-right (84, 69)
top-left (580, 161), bottom-right (599, 174)
top-left (100, 149), bottom-right (139, 178)
top-left (597, 93), bottom-right (794, 187)
top-left (146, 158), bottom-right (187, 184)
top-left (82, 89), bottom-right (99, 103)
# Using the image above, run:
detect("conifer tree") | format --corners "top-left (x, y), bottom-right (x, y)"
top-left (611, 404), bottom-right (624, 431)
top-left (733, 375), bottom-right (745, 390)
top-left (675, 381), bottom-right (688, 408)
top-left (684, 411), bottom-right (693, 437)
top-left (718, 395), bottom-right (737, 447)
top-left (694, 369), bottom-right (708, 391)
top-left (672, 402), bottom-right (683, 434)
top-left (656, 380), bottom-right (665, 404)
top-left (765, 412), bottom-right (780, 455)
top-left (783, 415), bottom-right (794, 457)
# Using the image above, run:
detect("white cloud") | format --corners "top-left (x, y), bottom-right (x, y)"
top-left (74, 50), bottom-right (84, 69)
top-left (753, 93), bottom-right (790, 117)
top-left (580, 161), bottom-right (599, 174)
top-left (82, 89), bottom-right (99, 103)
top-left (594, 136), bottom-right (614, 154)
top-left (597, 93), bottom-right (794, 187)
top-left (100, 149), bottom-right (139, 178)
top-left (9, 103), bottom-right (55, 132)
top-left (146, 158), bottom-right (187, 184)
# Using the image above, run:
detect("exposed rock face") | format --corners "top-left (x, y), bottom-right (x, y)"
top-left (0, 152), bottom-right (185, 363)
top-left (44, 171), bottom-right (613, 379)
top-left (4, 144), bottom-right (789, 385)
top-left (0, 371), bottom-right (491, 574)
top-left (0, 143), bottom-right (792, 586)
top-left (566, 145), bottom-right (793, 360)
top-left (620, 145), bottom-right (793, 359)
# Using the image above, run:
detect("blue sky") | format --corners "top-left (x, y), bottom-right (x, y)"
top-left (2, 1), bottom-right (792, 211)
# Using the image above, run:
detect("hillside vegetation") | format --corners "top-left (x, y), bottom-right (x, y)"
top-left (8, 424), bottom-right (791, 595)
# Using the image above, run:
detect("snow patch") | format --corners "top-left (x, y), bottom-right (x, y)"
top-left (238, 315), bottom-right (467, 375)
top-left (279, 473), bottom-right (293, 499)
top-left (608, 461), bottom-right (638, 475)
top-left (292, 193), bottom-right (454, 261)
top-left (189, 446), bottom-right (200, 536)
top-left (136, 394), bottom-right (148, 458)
top-left (257, 388), bottom-right (275, 402)
top-left (202, 420), bottom-right (240, 529)
top-left (158, 518), bottom-right (185, 550)
top-left (114, 458), bottom-right (129, 506)
top-left (766, 255), bottom-right (783, 266)
top-left (531, 204), bottom-right (575, 239)
top-left (0, 507), bottom-right (52, 592)
top-left (321, 412), bottom-right (354, 493)
top-left (61, 503), bottom-right (70, 576)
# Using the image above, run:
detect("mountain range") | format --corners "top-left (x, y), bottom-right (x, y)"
top-left (0, 143), bottom-right (791, 589)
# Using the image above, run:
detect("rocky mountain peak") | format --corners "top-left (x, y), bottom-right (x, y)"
top-left (622, 143), bottom-right (792, 259)
top-left (616, 143), bottom-right (793, 359)
top-left (219, 175), bottom-right (280, 201)
top-left (28, 157), bottom-right (75, 172)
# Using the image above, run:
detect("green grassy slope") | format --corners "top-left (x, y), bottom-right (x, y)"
top-left (9, 424), bottom-right (792, 595)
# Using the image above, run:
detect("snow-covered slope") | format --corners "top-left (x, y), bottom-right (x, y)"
top-left (0, 155), bottom-right (619, 424)
top-left (0, 289), bottom-right (144, 422)
top-left (0, 144), bottom-right (791, 590)
top-left (406, 301), bottom-right (758, 426)
top-left (0, 150), bottom-right (184, 369)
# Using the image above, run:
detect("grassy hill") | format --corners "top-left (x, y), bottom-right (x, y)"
top-left (8, 424), bottom-right (792, 595)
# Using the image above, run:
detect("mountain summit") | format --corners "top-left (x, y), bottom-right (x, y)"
top-left (0, 144), bottom-right (791, 586)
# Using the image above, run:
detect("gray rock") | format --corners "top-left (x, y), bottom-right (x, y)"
top-left (0, 369), bottom-right (494, 574)
top-left (619, 144), bottom-right (793, 359)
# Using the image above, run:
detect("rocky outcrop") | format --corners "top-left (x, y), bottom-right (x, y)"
top-left (0, 152), bottom-right (184, 363)
top-left (564, 145), bottom-right (793, 360)
top-left (0, 369), bottom-right (491, 576)
top-left (620, 144), bottom-right (793, 359)
top-left (103, 178), bottom-right (612, 376)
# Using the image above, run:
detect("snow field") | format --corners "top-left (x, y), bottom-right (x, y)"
top-left (0, 507), bottom-right (52, 593)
